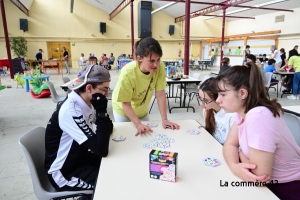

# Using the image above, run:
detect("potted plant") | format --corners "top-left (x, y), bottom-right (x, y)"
top-left (9, 36), bottom-right (28, 58)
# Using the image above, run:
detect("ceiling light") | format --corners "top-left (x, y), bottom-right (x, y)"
top-left (204, 0), bottom-right (287, 20)
top-left (152, 2), bottom-right (177, 14)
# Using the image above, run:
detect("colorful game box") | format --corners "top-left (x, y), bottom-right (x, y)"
top-left (166, 65), bottom-right (176, 77)
top-left (149, 150), bottom-right (178, 182)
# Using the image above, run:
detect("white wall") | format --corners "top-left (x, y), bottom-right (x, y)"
top-left (226, 7), bottom-right (300, 54)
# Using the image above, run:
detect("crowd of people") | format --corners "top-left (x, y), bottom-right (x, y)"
top-left (44, 37), bottom-right (300, 200)
top-left (218, 45), bottom-right (300, 99)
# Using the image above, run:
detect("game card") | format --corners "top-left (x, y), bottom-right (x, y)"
top-left (187, 129), bottom-right (200, 135)
top-left (112, 135), bottom-right (126, 142)
top-left (147, 123), bottom-right (158, 127)
top-left (202, 157), bottom-right (221, 167)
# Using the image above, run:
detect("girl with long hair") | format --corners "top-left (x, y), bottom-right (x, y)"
top-left (199, 78), bottom-right (235, 145)
top-left (213, 62), bottom-right (300, 199)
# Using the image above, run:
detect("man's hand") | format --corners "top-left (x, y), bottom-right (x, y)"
top-left (91, 93), bottom-right (107, 113)
top-left (135, 123), bottom-right (153, 136)
top-left (232, 163), bottom-right (270, 183)
top-left (162, 120), bottom-right (180, 130)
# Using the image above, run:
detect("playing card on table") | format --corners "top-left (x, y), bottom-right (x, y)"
top-left (112, 135), bottom-right (126, 142)
top-left (147, 123), bottom-right (158, 127)
top-left (187, 129), bottom-right (200, 135)
top-left (202, 157), bottom-right (221, 167)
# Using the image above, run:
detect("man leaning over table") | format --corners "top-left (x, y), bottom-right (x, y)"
top-left (112, 37), bottom-right (180, 136)
top-left (44, 65), bottom-right (113, 192)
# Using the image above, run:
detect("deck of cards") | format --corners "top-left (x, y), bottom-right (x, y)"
top-left (112, 135), bottom-right (126, 142)
top-left (202, 157), bottom-right (221, 167)
top-left (187, 129), bottom-right (200, 135)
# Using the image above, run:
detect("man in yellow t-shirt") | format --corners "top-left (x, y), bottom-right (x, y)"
top-left (287, 55), bottom-right (300, 100)
top-left (112, 37), bottom-right (180, 135)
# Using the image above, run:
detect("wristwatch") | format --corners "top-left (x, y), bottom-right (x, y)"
top-left (97, 112), bottom-right (108, 118)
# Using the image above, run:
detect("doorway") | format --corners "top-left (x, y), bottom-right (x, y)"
top-left (47, 42), bottom-right (72, 67)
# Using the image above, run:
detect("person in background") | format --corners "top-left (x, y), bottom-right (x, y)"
top-left (213, 62), bottom-right (300, 200)
top-left (259, 54), bottom-right (269, 63)
top-left (270, 45), bottom-right (282, 68)
top-left (280, 64), bottom-right (294, 94)
top-left (280, 48), bottom-right (287, 68)
top-left (108, 53), bottom-right (115, 65)
top-left (199, 78), bottom-right (235, 145)
top-left (287, 54), bottom-right (300, 100)
top-left (235, 46), bottom-right (241, 55)
top-left (227, 49), bottom-right (232, 55)
top-left (215, 48), bottom-right (219, 55)
top-left (246, 54), bottom-right (264, 82)
top-left (127, 54), bottom-right (131, 59)
top-left (80, 53), bottom-right (87, 63)
top-left (264, 59), bottom-right (279, 83)
top-left (62, 47), bottom-right (70, 74)
top-left (112, 37), bottom-right (180, 136)
top-left (45, 65), bottom-right (113, 193)
top-left (242, 45), bottom-right (251, 65)
top-left (210, 49), bottom-right (215, 67)
top-left (101, 54), bottom-right (108, 64)
top-left (35, 49), bottom-right (44, 73)
top-left (288, 45), bottom-right (299, 60)
top-left (219, 57), bottom-right (230, 74)
top-left (89, 53), bottom-right (98, 65)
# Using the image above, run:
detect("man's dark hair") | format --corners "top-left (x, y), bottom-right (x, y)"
top-left (263, 54), bottom-right (267, 57)
top-left (268, 59), bottom-right (276, 65)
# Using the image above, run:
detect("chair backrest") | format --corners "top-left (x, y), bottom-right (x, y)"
top-left (192, 72), bottom-right (201, 80)
top-left (264, 72), bottom-right (273, 87)
top-left (200, 75), bottom-right (211, 85)
top-left (62, 77), bottom-right (70, 84)
top-left (19, 127), bottom-right (93, 199)
top-left (18, 127), bottom-right (54, 199)
top-left (282, 111), bottom-right (300, 146)
top-left (46, 81), bottom-right (66, 103)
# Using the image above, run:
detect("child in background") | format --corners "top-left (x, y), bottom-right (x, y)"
top-left (199, 78), bottom-right (235, 145)
top-left (264, 59), bottom-right (279, 83)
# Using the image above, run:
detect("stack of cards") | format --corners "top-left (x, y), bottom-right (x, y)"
top-left (202, 157), bottom-right (221, 167)
top-left (187, 129), bottom-right (200, 135)
top-left (112, 135), bottom-right (126, 142)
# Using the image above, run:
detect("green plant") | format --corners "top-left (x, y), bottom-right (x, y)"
top-left (9, 36), bottom-right (28, 58)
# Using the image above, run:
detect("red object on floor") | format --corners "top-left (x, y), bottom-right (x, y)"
top-left (30, 89), bottom-right (51, 98)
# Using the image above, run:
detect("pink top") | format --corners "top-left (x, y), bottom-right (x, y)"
top-left (236, 106), bottom-right (300, 183)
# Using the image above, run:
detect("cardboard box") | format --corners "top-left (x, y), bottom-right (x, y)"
top-left (149, 150), bottom-right (178, 182)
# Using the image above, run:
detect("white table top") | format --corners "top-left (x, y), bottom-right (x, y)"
top-left (274, 71), bottom-right (295, 75)
top-left (283, 106), bottom-right (300, 113)
top-left (93, 120), bottom-right (278, 200)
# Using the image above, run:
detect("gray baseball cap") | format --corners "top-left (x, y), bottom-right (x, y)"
top-left (68, 64), bottom-right (111, 90)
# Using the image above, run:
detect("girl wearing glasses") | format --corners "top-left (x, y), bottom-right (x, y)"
top-left (199, 77), bottom-right (235, 145)
top-left (112, 37), bottom-right (180, 136)
top-left (213, 62), bottom-right (300, 199)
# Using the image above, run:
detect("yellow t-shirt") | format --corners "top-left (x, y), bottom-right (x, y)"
top-left (288, 56), bottom-right (300, 72)
top-left (112, 60), bottom-right (166, 118)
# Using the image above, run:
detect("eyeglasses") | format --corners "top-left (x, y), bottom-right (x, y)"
top-left (96, 87), bottom-right (110, 94)
top-left (199, 97), bottom-right (213, 105)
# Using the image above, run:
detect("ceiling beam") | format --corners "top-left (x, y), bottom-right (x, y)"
top-left (109, 0), bottom-right (132, 20)
top-left (204, 15), bottom-right (254, 19)
top-left (175, 0), bottom-right (252, 22)
top-left (201, 30), bottom-right (281, 42)
top-left (231, 5), bottom-right (293, 12)
top-left (9, 0), bottom-right (29, 16)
